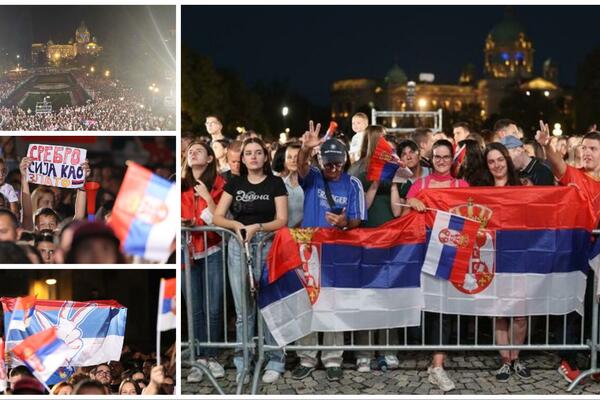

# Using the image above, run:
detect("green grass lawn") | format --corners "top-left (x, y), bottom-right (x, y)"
top-left (20, 92), bottom-right (73, 112)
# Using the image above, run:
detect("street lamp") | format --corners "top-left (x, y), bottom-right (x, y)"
top-left (417, 98), bottom-right (428, 110)
top-left (104, 69), bottom-right (110, 78)
top-left (281, 106), bottom-right (289, 132)
top-left (90, 66), bottom-right (95, 73)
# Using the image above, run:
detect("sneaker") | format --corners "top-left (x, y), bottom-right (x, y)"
top-left (512, 359), bottom-right (531, 380)
top-left (262, 370), bottom-right (281, 384)
top-left (187, 367), bottom-right (203, 383)
top-left (326, 366), bottom-right (343, 381)
top-left (235, 372), bottom-right (250, 384)
top-left (384, 355), bottom-right (400, 370)
top-left (199, 358), bottom-right (225, 379)
top-left (558, 360), bottom-right (581, 383)
top-left (495, 362), bottom-right (512, 382)
top-left (356, 357), bottom-right (371, 373)
top-left (291, 364), bottom-right (315, 380)
top-left (427, 366), bottom-right (455, 392)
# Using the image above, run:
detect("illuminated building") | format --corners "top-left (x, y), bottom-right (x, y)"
top-left (30, 21), bottom-right (102, 66)
top-left (331, 8), bottom-right (563, 125)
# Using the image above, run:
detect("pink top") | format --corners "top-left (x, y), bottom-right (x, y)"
top-left (406, 172), bottom-right (469, 199)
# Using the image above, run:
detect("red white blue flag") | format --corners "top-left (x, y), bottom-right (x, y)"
top-left (11, 327), bottom-right (69, 383)
top-left (8, 295), bottom-right (36, 332)
top-left (2, 298), bottom-right (127, 367)
top-left (109, 162), bottom-right (177, 262)
top-left (157, 278), bottom-right (176, 332)
top-left (422, 211), bottom-right (480, 284)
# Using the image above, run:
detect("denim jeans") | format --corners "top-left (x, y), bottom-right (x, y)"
top-left (227, 233), bottom-right (285, 374)
top-left (182, 251), bottom-right (224, 358)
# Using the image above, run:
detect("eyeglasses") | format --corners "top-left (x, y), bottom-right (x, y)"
top-left (323, 162), bottom-right (343, 170)
top-left (433, 155), bottom-right (452, 162)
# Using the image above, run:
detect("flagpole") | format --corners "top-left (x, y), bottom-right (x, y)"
top-left (156, 279), bottom-right (164, 367)
top-left (394, 203), bottom-right (480, 223)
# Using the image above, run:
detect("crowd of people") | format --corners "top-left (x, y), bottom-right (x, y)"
top-left (4, 344), bottom-right (175, 395)
top-left (0, 71), bottom-right (174, 131)
top-left (0, 136), bottom-right (176, 264)
top-left (182, 113), bottom-right (600, 392)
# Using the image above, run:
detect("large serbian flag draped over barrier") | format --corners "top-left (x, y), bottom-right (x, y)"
top-left (1, 298), bottom-right (127, 367)
top-left (259, 212), bottom-right (428, 347)
top-left (109, 162), bottom-right (177, 262)
top-left (418, 186), bottom-right (596, 317)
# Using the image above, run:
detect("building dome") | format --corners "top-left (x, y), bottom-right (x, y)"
top-left (385, 64), bottom-right (407, 85)
top-left (488, 17), bottom-right (527, 47)
top-left (76, 21), bottom-right (91, 44)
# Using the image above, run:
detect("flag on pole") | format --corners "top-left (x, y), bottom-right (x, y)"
top-left (422, 210), bottom-right (480, 284)
top-left (157, 278), bottom-right (176, 332)
top-left (367, 137), bottom-right (402, 182)
top-left (451, 144), bottom-right (466, 177)
top-left (109, 162), bottom-right (178, 262)
top-left (11, 327), bottom-right (70, 384)
top-left (322, 121), bottom-right (338, 142)
top-left (7, 295), bottom-right (36, 332)
top-left (2, 298), bottom-right (127, 367)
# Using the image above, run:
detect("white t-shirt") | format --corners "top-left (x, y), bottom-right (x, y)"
top-left (349, 131), bottom-right (365, 160)
top-left (0, 183), bottom-right (18, 203)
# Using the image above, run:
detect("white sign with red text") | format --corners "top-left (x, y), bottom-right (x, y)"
top-left (26, 144), bottom-right (87, 189)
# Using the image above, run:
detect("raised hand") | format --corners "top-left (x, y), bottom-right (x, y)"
top-left (19, 157), bottom-right (32, 176)
top-left (301, 120), bottom-right (322, 149)
top-left (535, 120), bottom-right (551, 147)
top-left (36, 301), bottom-right (97, 363)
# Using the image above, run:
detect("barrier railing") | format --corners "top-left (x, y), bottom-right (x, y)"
top-left (182, 226), bottom-right (253, 395)
top-left (184, 226), bottom-right (599, 395)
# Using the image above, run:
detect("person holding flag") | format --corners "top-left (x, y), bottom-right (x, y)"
top-left (472, 142), bottom-right (531, 382)
top-left (405, 139), bottom-right (469, 392)
top-left (290, 120), bottom-right (366, 382)
top-left (213, 137), bottom-right (288, 384)
top-left (536, 121), bottom-right (600, 382)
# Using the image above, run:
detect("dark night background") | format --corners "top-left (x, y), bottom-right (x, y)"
top-left (0, 5), bottom-right (175, 94)
top-left (182, 5), bottom-right (600, 138)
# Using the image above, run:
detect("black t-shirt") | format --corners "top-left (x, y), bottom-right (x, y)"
top-left (224, 174), bottom-right (288, 225)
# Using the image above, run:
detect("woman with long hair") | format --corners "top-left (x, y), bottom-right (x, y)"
top-left (473, 142), bottom-right (530, 382)
top-left (281, 143), bottom-right (304, 227)
top-left (181, 140), bottom-right (227, 383)
top-left (404, 139), bottom-right (469, 392)
top-left (213, 137), bottom-right (288, 384)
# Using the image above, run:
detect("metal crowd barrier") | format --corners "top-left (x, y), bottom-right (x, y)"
top-left (184, 226), bottom-right (600, 395)
top-left (182, 226), bottom-right (253, 395)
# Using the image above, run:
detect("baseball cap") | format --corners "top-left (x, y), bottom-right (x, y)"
top-left (500, 135), bottom-right (523, 149)
top-left (320, 139), bottom-right (347, 164)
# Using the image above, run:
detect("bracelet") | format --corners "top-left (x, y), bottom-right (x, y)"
top-left (258, 223), bottom-right (264, 232)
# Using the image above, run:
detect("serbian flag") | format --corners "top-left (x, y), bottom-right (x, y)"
top-left (322, 121), bottom-right (338, 141)
top-left (2, 298), bottom-right (127, 367)
top-left (451, 144), bottom-right (466, 177)
top-left (157, 278), bottom-right (176, 332)
top-left (259, 212), bottom-right (427, 346)
top-left (418, 186), bottom-right (596, 317)
top-left (0, 338), bottom-right (6, 392)
top-left (367, 137), bottom-right (402, 182)
top-left (12, 327), bottom-right (69, 384)
top-left (109, 162), bottom-right (177, 262)
top-left (7, 295), bottom-right (36, 332)
top-left (422, 211), bottom-right (480, 284)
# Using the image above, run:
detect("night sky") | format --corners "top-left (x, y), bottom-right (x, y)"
top-left (0, 5), bottom-right (175, 74)
top-left (183, 5), bottom-right (600, 106)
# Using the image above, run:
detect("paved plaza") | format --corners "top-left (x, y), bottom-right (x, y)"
top-left (183, 350), bottom-right (600, 395)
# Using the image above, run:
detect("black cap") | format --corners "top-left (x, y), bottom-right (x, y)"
top-left (320, 139), bottom-right (347, 164)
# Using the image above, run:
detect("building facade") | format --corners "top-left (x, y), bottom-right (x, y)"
top-left (31, 21), bottom-right (102, 66)
top-left (331, 10), bottom-right (562, 128)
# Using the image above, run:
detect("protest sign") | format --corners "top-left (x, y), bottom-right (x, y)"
top-left (26, 144), bottom-right (87, 189)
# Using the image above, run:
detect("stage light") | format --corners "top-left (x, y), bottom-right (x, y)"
top-left (45, 279), bottom-right (57, 285)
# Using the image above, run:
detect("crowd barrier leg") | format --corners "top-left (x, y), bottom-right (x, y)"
top-left (567, 268), bottom-right (599, 392)
top-left (183, 230), bottom-right (224, 395)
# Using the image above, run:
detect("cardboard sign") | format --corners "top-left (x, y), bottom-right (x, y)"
top-left (26, 144), bottom-right (87, 189)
